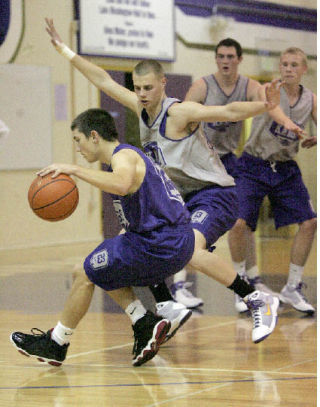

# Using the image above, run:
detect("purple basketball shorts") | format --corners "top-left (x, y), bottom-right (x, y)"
top-left (235, 152), bottom-right (316, 231)
top-left (185, 185), bottom-right (238, 248)
top-left (84, 223), bottom-right (195, 291)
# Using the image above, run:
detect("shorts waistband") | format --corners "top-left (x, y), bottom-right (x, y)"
top-left (242, 152), bottom-right (296, 168)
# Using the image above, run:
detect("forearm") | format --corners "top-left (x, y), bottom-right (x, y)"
top-left (73, 166), bottom-right (130, 196)
top-left (267, 106), bottom-right (290, 126)
top-left (57, 44), bottom-right (111, 90)
top-left (221, 101), bottom-right (267, 122)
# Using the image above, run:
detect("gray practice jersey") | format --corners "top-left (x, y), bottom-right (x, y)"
top-left (202, 74), bottom-right (249, 155)
top-left (245, 85), bottom-right (313, 161)
top-left (139, 97), bottom-right (235, 199)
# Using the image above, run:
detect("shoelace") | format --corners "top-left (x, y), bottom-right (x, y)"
top-left (246, 299), bottom-right (265, 328)
top-left (30, 328), bottom-right (46, 336)
top-left (252, 308), bottom-right (262, 329)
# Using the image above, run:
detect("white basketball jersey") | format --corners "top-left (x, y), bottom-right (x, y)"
top-left (139, 97), bottom-right (234, 198)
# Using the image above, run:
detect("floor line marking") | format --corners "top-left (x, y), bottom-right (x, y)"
top-left (66, 319), bottom-right (238, 360)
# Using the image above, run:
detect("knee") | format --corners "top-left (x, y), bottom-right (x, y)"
top-left (231, 218), bottom-right (248, 236)
top-left (72, 265), bottom-right (94, 288)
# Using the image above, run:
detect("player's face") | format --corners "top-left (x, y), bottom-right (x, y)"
top-left (133, 71), bottom-right (166, 112)
top-left (279, 53), bottom-right (307, 85)
top-left (215, 46), bottom-right (242, 76)
top-left (73, 129), bottom-right (97, 163)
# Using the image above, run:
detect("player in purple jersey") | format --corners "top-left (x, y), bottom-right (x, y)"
top-left (229, 48), bottom-right (317, 315)
top-left (185, 38), bottom-right (306, 312)
top-left (37, 19), bottom-right (284, 347)
top-left (10, 109), bottom-right (195, 367)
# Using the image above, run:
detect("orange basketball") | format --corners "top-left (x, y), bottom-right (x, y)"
top-left (28, 173), bottom-right (79, 221)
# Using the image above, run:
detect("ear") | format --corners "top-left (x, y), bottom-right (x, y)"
top-left (90, 130), bottom-right (100, 144)
top-left (238, 56), bottom-right (243, 64)
top-left (161, 77), bottom-right (167, 88)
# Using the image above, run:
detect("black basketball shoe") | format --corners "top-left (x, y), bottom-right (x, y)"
top-left (10, 328), bottom-right (69, 366)
top-left (132, 311), bottom-right (171, 367)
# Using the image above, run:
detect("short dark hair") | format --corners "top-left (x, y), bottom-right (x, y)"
top-left (71, 108), bottom-right (118, 141)
top-left (133, 59), bottom-right (164, 78)
top-left (215, 38), bottom-right (242, 58)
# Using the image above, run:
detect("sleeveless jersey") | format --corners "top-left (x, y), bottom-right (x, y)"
top-left (244, 85), bottom-right (313, 161)
top-left (202, 74), bottom-right (249, 155)
top-left (108, 144), bottom-right (190, 233)
top-left (139, 97), bottom-right (234, 199)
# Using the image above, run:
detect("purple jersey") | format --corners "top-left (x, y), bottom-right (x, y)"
top-left (108, 144), bottom-right (190, 233)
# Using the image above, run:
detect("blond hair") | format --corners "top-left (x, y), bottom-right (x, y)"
top-left (280, 47), bottom-right (308, 67)
top-left (133, 59), bottom-right (164, 78)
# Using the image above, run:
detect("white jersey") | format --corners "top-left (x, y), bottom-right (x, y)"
top-left (139, 97), bottom-right (235, 198)
top-left (245, 85), bottom-right (314, 161)
top-left (202, 74), bottom-right (249, 155)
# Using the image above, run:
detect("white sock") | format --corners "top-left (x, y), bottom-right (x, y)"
top-left (233, 260), bottom-right (246, 278)
top-left (246, 265), bottom-right (259, 280)
top-left (174, 268), bottom-right (187, 283)
top-left (51, 321), bottom-right (74, 346)
top-left (125, 300), bottom-right (147, 325)
top-left (287, 263), bottom-right (304, 287)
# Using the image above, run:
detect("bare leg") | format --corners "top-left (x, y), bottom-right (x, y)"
top-left (245, 231), bottom-right (257, 272)
top-left (188, 229), bottom-right (237, 287)
top-left (61, 267), bottom-right (137, 328)
top-left (290, 218), bottom-right (316, 266)
top-left (228, 219), bottom-right (250, 263)
top-left (60, 269), bottom-right (95, 328)
top-left (107, 286), bottom-right (137, 309)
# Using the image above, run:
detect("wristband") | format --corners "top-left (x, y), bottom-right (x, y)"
top-left (57, 43), bottom-right (76, 60)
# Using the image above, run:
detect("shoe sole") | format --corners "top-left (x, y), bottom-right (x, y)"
top-left (163, 309), bottom-right (192, 343)
top-left (10, 334), bottom-right (64, 367)
top-left (132, 320), bottom-right (171, 367)
top-left (278, 294), bottom-right (315, 315)
top-left (253, 297), bottom-right (280, 344)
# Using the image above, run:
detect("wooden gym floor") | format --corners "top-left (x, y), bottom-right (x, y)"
top-left (0, 235), bottom-right (316, 407)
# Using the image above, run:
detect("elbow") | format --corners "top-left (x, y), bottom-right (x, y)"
top-left (116, 188), bottom-right (130, 196)
top-left (113, 183), bottom-right (132, 196)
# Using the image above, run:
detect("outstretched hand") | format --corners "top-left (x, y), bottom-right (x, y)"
top-left (45, 18), bottom-right (63, 47)
top-left (264, 79), bottom-right (282, 110)
top-left (283, 118), bottom-right (306, 139)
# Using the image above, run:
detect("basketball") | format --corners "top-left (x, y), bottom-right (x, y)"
top-left (28, 173), bottom-right (79, 221)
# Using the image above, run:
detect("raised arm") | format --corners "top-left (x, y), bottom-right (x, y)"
top-left (45, 18), bottom-right (139, 114)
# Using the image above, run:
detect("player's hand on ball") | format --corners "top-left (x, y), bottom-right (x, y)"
top-left (37, 163), bottom-right (77, 178)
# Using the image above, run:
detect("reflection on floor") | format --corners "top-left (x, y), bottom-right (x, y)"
top-left (0, 235), bottom-right (316, 407)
